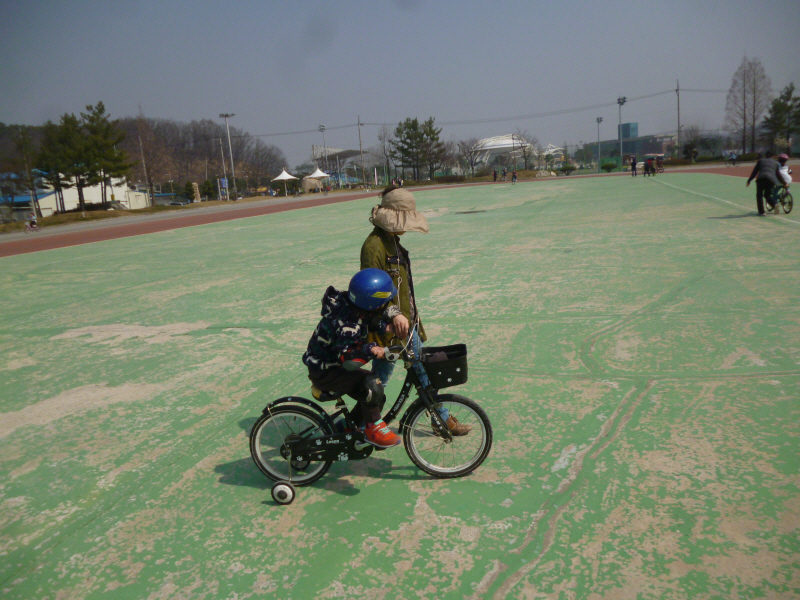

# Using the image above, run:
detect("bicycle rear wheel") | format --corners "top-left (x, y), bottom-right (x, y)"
top-left (781, 190), bottom-right (793, 214)
top-left (250, 404), bottom-right (332, 485)
top-left (402, 394), bottom-right (492, 478)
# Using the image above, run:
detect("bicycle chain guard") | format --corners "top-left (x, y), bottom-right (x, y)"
top-left (284, 430), bottom-right (374, 462)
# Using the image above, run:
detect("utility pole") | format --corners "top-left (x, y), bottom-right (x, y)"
top-left (138, 132), bottom-right (153, 207)
top-left (358, 115), bottom-right (366, 185)
top-left (676, 80), bottom-right (681, 152)
top-left (220, 113), bottom-right (237, 199)
top-left (617, 96), bottom-right (627, 168)
top-left (596, 117), bottom-right (603, 174)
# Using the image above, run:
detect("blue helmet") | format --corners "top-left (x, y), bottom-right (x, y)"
top-left (348, 268), bottom-right (397, 311)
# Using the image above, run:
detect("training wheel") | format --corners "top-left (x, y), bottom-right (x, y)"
top-left (271, 481), bottom-right (296, 505)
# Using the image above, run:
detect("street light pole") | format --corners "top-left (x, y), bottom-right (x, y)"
top-left (318, 124), bottom-right (328, 172)
top-left (220, 113), bottom-right (237, 199)
top-left (596, 117), bottom-right (603, 174)
top-left (218, 137), bottom-right (228, 200)
top-left (617, 97), bottom-right (626, 169)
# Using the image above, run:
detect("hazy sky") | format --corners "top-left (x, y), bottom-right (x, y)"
top-left (2, 0), bottom-right (799, 167)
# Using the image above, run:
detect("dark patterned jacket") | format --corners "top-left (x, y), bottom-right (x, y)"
top-left (302, 286), bottom-right (401, 371)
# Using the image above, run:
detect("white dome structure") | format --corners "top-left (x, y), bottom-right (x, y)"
top-left (474, 134), bottom-right (531, 164)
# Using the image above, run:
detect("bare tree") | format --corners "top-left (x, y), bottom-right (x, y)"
top-left (514, 129), bottom-right (539, 170)
top-left (725, 57), bottom-right (772, 153)
top-left (681, 125), bottom-right (702, 161)
top-left (376, 124), bottom-right (394, 179)
top-left (457, 137), bottom-right (482, 177)
top-left (244, 137), bottom-right (287, 189)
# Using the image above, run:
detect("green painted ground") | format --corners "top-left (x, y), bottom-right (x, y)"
top-left (1, 174), bottom-right (798, 599)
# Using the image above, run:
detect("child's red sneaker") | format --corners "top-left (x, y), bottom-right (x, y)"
top-left (364, 421), bottom-right (401, 448)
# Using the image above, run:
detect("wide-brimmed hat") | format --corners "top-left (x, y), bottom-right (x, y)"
top-left (369, 188), bottom-right (429, 233)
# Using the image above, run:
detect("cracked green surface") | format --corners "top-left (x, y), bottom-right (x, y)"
top-left (1, 174), bottom-right (798, 599)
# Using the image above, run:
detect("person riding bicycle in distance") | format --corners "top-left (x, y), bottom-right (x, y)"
top-left (302, 269), bottom-right (403, 449)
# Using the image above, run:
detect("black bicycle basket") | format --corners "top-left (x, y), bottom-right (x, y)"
top-left (421, 344), bottom-right (468, 389)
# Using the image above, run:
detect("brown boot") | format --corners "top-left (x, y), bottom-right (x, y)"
top-left (446, 415), bottom-right (471, 436)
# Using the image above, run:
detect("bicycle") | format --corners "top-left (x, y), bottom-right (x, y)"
top-left (768, 185), bottom-right (793, 215)
top-left (250, 342), bottom-right (493, 504)
top-left (322, 187), bottom-right (329, 197)
top-left (24, 221), bottom-right (40, 233)
top-left (727, 156), bottom-right (738, 167)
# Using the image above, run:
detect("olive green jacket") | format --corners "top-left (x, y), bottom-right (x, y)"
top-left (360, 227), bottom-right (427, 345)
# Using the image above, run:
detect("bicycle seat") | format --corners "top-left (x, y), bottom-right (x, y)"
top-left (311, 385), bottom-right (342, 402)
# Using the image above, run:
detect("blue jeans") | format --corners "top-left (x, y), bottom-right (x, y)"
top-left (372, 329), bottom-right (449, 419)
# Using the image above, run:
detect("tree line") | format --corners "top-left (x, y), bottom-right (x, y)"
top-left (370, 119), bottom-right (542, 181)
top-left (118, 116), bottom-right (286, 202)
top-left (0, 104), bottom-right (288, 217)
top-left (724, 56), bottom-right (799, 155)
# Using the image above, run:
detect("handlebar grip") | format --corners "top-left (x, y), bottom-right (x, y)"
top-left (383, 348), bottom-right (402, 362)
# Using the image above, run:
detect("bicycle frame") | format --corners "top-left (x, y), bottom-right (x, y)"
top-left (261, 347), bottom-right (453, 462)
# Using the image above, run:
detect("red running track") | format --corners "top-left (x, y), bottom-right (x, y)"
top-left (0, 192), bottom-right (377, 258)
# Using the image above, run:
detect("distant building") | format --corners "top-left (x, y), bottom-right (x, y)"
top-left (618, 123), bottom-right (638, 139)
top-left (474, 134), bottom-right (532, 165)
top-left (587, 134), bottom-right (676, 163)
top-left (2, 177), bottom-right (148, 222)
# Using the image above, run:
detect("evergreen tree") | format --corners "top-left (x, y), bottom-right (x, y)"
top-left (761, 83), bottom-right (796, 152)
top-left (37, 121), bottom-right (72, 213)
top-left (81, 102), bottom-right (131, 208)
top-left (201, 179), bottom-right (216, 200)
top-left (55, 113), bottom-right (93, 212)
top-left (184, 181), bottom-right (195, 200)
top-left (11, 127), bottom-right (43, 217)
top-left (421, 117), bottom-right (445, 180)
top-left (390, 118), bottom-right (424, 181)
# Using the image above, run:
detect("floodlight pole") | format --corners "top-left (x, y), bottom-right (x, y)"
top-left (318, 124), bottom-right (328, 171)
top-left (617, 97), bottom-right (626, 169)
top-left (676, 80), bottom-right (681, 151)
top-left (358, 115), bottom-right (366, 185)
top-left (218, 137), bottom-right (228, 200)
top-left (220, 113), bottom-right (237, 199)
top-left (596, 117), bottom-right (603, 174)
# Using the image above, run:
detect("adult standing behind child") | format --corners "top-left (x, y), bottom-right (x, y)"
top-left (746, 151), bottom-right (788, 215)
top-left (359, 186), bottom-right (471, 436)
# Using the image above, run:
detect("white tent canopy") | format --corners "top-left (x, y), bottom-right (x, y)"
top-left (307, 168), bottom-right (330, 179)
top-left (273, 169), bottom-right (297, 181)
top-left (272, 169), bottom-right (298, 196)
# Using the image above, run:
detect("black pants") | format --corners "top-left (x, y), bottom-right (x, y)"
top-left (755, 179), bottom-right (775, 214)
top-left (308, 367), bottom-right (383, 423)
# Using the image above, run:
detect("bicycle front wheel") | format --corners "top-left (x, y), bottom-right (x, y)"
top-left (781, 190), bottom-right (793, 214)
top-left (250, 404), bottom-right (332, 485)
top-left (402, 394), bottom-right (492, 478)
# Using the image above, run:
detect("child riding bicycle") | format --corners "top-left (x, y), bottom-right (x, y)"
top-left (771, 153), bottom-right (793, 207)
top-left (302, 269), bottom-right (403, 448)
